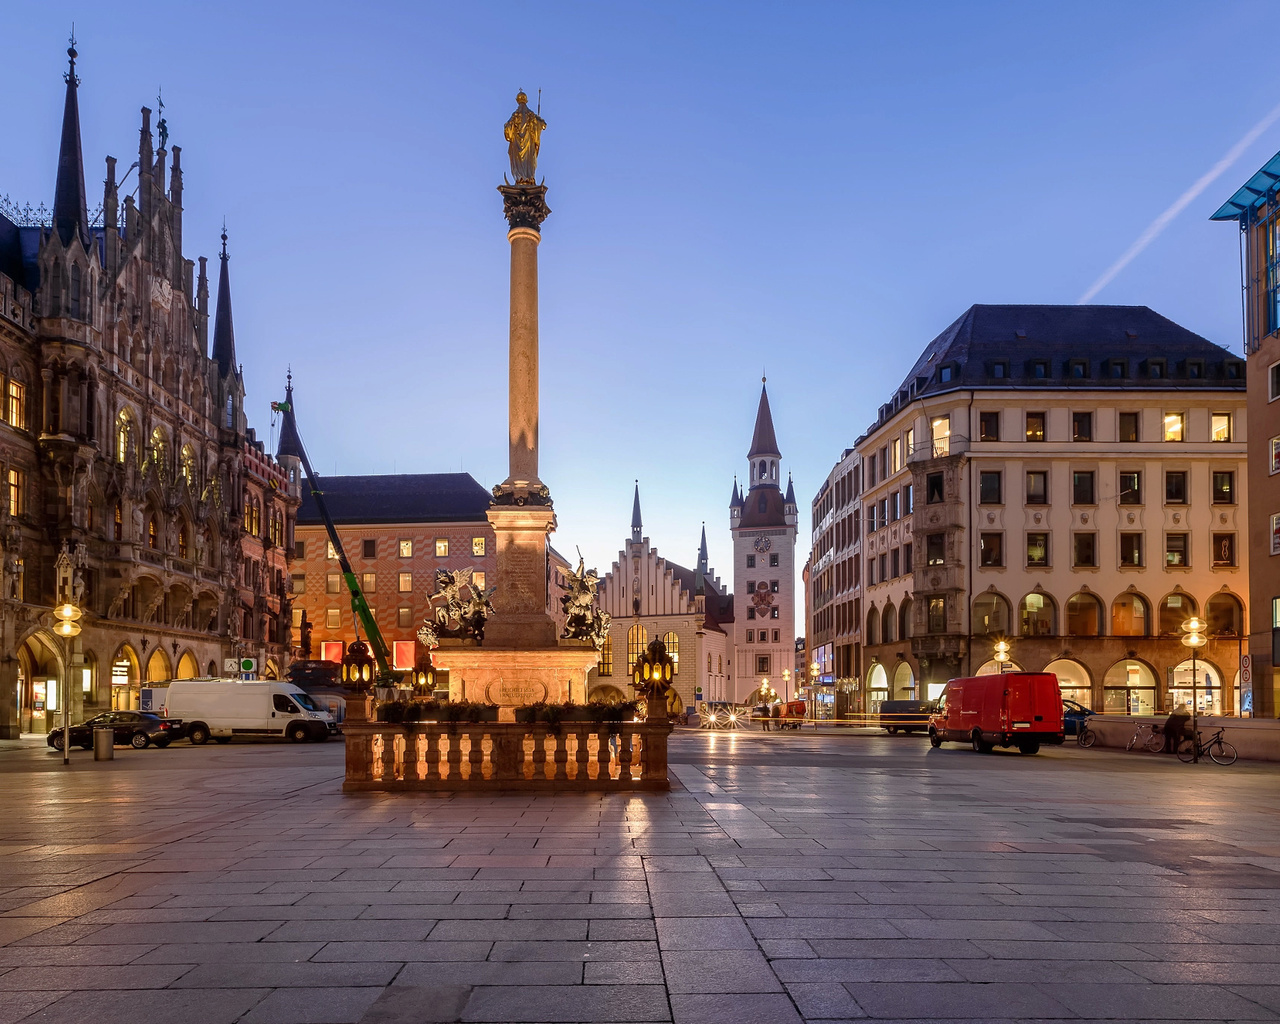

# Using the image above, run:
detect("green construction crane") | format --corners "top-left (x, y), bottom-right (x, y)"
top-left (271, 391), bottom-right (400, 687)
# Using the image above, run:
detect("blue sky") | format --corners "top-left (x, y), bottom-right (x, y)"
top-left (6, 1), bottom-right (1276, 626)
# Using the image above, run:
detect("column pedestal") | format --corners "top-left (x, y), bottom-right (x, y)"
top-left (483, 503), bottom-right (557, 650)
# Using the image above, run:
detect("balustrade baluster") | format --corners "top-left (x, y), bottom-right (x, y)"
top-left (552, 728), bottom-right (568, 781)
top-left (424, 730), bottom-right (441, 781)
top-left (574, 726), bottom-right (591, 780)
top-left (467, 729), bottom-right (485, 780)
top-left (618, 725), bottom-right (633, 783)
top-left (596, 726), bottom-right (613, 781)
top-left (531, 727), bottom-right (548, 781)
top-left (380, 729), bottom-right (399, 783)
top-left (445, 730), bottom-right (463, 781)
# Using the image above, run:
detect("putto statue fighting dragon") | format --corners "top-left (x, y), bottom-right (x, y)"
top-left (417, 568), bottom-right (495, 647)
top-left (559, 554), bottom-right (611, 649)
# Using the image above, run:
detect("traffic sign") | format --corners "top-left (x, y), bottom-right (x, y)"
top-left (223, 659), bottom-right (239, 673)
top-left (240, 658), bottom-right (257, 673)
top-left (1241, 654), bottom-right (1252, 686)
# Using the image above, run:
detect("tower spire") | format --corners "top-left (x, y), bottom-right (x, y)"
top-left (52, 32), bottom-right (90, 249)
top-left (631, 481), bottom-right (642, 542)
top-left (697, 522), bottom-right (708, 575)
top-left (211, 225), bottom-right (237, 378)
top-left (276, 371), bottom-right (304, 461)
top-left (747, 378), bottom-right (780, 460)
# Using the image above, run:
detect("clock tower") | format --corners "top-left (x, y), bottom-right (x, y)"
top-left (729, 379), bottom-right (799, 703)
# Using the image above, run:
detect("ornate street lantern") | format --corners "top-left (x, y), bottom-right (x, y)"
top-left (631, 637), bottom-right (675, 721)
top-left (992, 638), bottom-right (1012, 673)
top-left (341, 638), bottom-right (375, 688)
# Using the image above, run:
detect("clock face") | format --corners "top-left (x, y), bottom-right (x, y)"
top-left (753, 536), bottom-right (772, 553)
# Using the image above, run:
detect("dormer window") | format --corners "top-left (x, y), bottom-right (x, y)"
top-left (1225, 360), bottom-right (1243, 380)
top-left (1146, 359), bottom-right (1165, 379)
top-left (1186, 360), bottom-right (1204, 379)
top-left (938, 364), bottom-right (955, 384)
top-left (1029, 360), bottom-right (1048, 379)
top-left (1068, 360), bottom-right (1088, 379)
top-left (991, 361), bottom-right (1008, 379)
top-left (1108, 359), bottom-right (1127, 379)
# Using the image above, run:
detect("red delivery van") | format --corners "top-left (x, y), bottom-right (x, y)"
top-left (928, 673), bottom-right (1065, 755)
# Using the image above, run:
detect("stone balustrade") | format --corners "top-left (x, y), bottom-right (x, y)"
top-left (343, 719), bottom-right (672, 792)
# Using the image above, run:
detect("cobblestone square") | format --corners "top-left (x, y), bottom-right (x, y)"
top-left (0, 730), bottom-right (1277, 1022)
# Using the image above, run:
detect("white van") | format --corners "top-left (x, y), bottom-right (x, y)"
top-left (162, 678), bottom-right (336, 744)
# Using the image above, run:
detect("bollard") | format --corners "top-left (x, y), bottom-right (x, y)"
top-left (93, 726), bottom-right (114, 761)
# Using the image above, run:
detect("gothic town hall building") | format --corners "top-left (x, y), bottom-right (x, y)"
top-left (0, 46), bottom-right (297, 736)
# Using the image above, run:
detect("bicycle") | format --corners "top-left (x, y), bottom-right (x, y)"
top-left (1176, 727), bottom-right (1238, 766)
top-left (1077, 719), bottom-right (1097, 748)
top-left (1125, 722), bottom-right (1164, 753)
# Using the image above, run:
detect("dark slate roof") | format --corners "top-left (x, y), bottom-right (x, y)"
top-left (748, 383), bottom-right (780, 458)
top-left (740, 486), bottom-right (787, 528)
top-left (297, 473), bottom-right (492, 525)
top-left (865, 304), bottom-right (1244, 438)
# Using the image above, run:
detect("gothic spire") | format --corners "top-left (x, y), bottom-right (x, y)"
top-left (52, 35), bottom-right (90, 249)
top-left (697, 523), bottom-right (708, 574)
top-left (784, 474), bottom-right (796, 506)
top-left (211, 227), bottom-right (237, 378)
top-left (631, 481), bottom-right (642, 542)
top-left (276, 372), bottom-right (304, 461)
top-left (730, 477), bottom-right (743, 508)
top-left (747, 377), bottom-right (780, 459)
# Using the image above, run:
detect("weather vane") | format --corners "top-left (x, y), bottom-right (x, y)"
top-left (64, 23), bottom-right (79, 86)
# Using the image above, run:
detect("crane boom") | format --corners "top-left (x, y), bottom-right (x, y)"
top-left (271, 398), bottom-right (398, 685)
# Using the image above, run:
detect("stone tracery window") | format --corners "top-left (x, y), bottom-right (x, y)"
top-left (115, 410), bottom-right (136, 464)
top-left (627, 624), bottom-right (647, 672)
top-left (662, 632), bottom-right (680, 675)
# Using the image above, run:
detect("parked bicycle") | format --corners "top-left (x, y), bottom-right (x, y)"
top-left (1077, 719), bottom-right (1097, 748)
top-left (1176, 727), bottom-right (1238, 766)
top-left (1125, 722), bottom-right (1164, 753)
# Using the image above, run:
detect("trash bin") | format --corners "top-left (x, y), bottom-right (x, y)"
top-left (93, 727), bottom-right (114, 761)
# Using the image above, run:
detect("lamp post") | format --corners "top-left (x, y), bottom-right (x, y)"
top-left (992, 638), bottom-right (1012, 674)
top-left (1181, 616), bottom-right (1208, 761)
top-left (52, 546), bottom-right (82, 767)
top-left (341, 637), bottom-right (375, 690)
top-left (782, 668), bottom-right (791, 702)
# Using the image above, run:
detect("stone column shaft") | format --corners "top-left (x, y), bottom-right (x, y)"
top-left (507, 226), bottom-right (541, 488)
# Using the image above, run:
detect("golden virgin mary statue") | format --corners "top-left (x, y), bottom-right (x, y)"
top-left (504, 91), bottom-right (546, 185)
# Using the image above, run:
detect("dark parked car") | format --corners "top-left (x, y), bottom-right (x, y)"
top-left (878, 699), bottom-right (939, 735)
top-left (1062, 698), bottom-right (1095, 736)
top-left (47, 711), bottom-right (184, 751)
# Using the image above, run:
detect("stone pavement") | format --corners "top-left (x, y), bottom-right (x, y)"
top-left (0, 730), bottom-right (1277, 1022)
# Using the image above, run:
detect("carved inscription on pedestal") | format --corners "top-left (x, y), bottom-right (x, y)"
top-left (497, 548), bottom-right (542, 613)
top-left (485, 678), bottom-right (548, 706)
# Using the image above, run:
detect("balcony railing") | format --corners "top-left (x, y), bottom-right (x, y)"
top-left (343, 720), bottom-right (672, 792)
top-left (907, 435), bottom-right (969, 463)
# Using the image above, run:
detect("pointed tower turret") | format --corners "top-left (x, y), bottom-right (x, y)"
top-left (746, 377), bottom-right (782, 490)
top-left (212, 228), bottom-right (237, 377)
top-left (210, 227), bottom-right (245, 435)
top-left (276, 373), bottom-right (304, 462)
top-left (697, 523), bottom-right (709, 575)
top-left (276, 372), bottom-right (304, 499)
top-left (52, 39), bottom-right (90, 250)
top-left (631, 481), bottom-right (643, 542)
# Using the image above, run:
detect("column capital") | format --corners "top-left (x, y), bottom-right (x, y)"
top-left (498, 184), bottom-right (551, 232)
